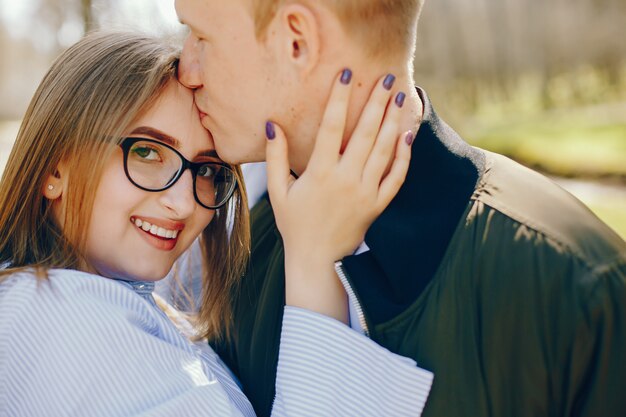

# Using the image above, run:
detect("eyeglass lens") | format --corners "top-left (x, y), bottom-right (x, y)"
top-left (125, 139), bottom-right (236, 208)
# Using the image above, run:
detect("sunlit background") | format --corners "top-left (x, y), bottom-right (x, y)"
top-left (1, 0), bottom-right (625, 238)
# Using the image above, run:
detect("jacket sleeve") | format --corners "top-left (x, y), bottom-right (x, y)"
top-left (272, 306), bottom-right (434, 417)
top-left (562, 258), bottom-right (626, 416)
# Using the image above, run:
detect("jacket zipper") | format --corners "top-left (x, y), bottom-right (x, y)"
top-left (334, 260), bottom-right (370, 338)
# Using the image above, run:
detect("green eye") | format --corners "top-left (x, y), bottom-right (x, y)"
top-left (131, 146), bottom-right (161, 161)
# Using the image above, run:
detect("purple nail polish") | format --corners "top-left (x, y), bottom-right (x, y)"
top-left (405, 131), bottom-right (414, 146)
top-left (395, 92), bottom-right (406, 108)
top-left (383, 74), bottom-right (396, 90)
top-left (340, 68), bottom-right (352, 85)
top-left (265, 121), bottom-right (275, 140)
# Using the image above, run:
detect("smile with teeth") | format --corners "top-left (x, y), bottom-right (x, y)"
top-left (132, 218), bottom-right (179, 239)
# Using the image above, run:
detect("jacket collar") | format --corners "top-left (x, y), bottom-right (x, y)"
top-left (342, 88), bottom-right (486, 324)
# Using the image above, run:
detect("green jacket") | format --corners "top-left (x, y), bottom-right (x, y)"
top-left (213, 90), bottom-right (626, 416)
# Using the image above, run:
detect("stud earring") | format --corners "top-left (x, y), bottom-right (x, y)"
top-left (47, 184), bottom-right (54, 190)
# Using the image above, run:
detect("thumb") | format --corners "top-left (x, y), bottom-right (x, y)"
top-left (265, 121), bottom-right (291, 205)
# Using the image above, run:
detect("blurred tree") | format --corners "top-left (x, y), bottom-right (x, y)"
top-left (2, 0), bottom-right (624, 118)
top-left (413, 0), bottom-right (626, 112)
top-left (81, 0), bottom-right (93, 32)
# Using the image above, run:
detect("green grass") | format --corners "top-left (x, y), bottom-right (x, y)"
top-left (466, 120), bottom-right (626, 179)
top-left (455, 102), bottom-right (626, 240)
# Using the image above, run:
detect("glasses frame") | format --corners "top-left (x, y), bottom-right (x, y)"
top-left (119, 137), bottom-right (238, 210)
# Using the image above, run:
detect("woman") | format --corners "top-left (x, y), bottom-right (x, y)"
top-left (0, 31), bottom-right (431, 416)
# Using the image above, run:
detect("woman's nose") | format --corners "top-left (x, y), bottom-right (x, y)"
top-left (159, 169), bottom-right (196, 219)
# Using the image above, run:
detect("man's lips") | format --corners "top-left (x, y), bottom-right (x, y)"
top-left (198, 110), bottom-right (213, 131)
top-left (195, 100), bottom-right (213, 131)
top-left (194, 94), bottom-right (208, 119)
top-left (197, 106), bottom-right (210, 125)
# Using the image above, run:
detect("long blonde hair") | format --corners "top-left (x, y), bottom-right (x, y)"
top-left (0, 31), bottom-right (250, 342)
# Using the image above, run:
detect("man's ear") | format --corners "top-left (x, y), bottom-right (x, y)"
top-left (278, 3), bottom-right (320, 75)
top-left (42, 166), bottom-right (65, 201)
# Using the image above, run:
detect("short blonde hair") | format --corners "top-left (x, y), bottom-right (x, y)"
top-left (251, 0), bottom-right (425, 58)
top-left (0, 31), bottom-right (249, 342)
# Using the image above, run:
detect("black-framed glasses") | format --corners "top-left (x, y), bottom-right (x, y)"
top-left (119, 137), bottom-right (237, 210)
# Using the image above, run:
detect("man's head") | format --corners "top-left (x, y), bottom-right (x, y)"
top-left (177, 0), bottom-right (424, 172)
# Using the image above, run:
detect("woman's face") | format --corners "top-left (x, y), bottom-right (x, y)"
top-left (84, 81), bottom-right (217, 281)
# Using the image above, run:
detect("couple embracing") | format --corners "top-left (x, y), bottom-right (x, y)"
top-left (0, 1), bottom-right (624, 416)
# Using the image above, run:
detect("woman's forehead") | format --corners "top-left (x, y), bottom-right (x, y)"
top-left (130, 81), bottom-right (215, 158)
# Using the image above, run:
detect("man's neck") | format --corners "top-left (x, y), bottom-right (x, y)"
top-left (343, 66), bottom-right (423, 153)
top-left (289, 63), bottom-right (423, 176)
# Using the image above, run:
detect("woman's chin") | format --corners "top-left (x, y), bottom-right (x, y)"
top-left (127, 266), bottom-right (172, 282)
top-left (94, 262), bottom-right (174, 283)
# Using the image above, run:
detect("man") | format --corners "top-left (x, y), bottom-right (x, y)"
top-left (176, 0), bottom-right (626, 416)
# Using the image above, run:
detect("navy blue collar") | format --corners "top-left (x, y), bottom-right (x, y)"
top-left (342, 88), bottom-right (485, 325)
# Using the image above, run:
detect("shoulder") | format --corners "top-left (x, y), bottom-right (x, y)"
top-left (470, 150), bottom-right (625, 269)
top-left (0, 270), bottom-right (228, 417)
top-left (456, 152), bottom-right (625, 316)
top-left (0, 270), bottom-right (171, 397)
top-left (0, 269), bottom-right (160, 345)
top-left (1, 268), bottom-right (148, 310)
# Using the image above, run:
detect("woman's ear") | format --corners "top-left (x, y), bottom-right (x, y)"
top-left (42, 166), bottom-right (65, 200)
top-left (278, 3), bottom-right (321, 75)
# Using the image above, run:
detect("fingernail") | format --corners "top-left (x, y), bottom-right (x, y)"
top-left (265, 121), bottom-right (275, 140)
top-left (405, 131), bottom-right (414, 146)
top-left (383, 74), bottom-right (396, 90)
top-left (340, 68), bottom-right (352, 85)
top-left (395, 92), bottom-right (406, 108)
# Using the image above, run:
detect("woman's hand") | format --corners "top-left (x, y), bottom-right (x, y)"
top-left (266, 70), bottom-right (413, 322)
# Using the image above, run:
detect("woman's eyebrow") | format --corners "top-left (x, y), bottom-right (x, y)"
top-left (130, 126), bottom-right (219, 159)
top-left (131, 127), bottom-right (179, 148)
top-left (198, 150), bottom-right (220, 158)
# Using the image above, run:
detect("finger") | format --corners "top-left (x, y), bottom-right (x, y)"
top-left (362, 91), bottom-right (406, 186)
top-left (265, 121), bottom-right (292, 204)
top-left (341, 73), bottom-right (396, 171)
top-left (308, 68), bottom-right (353, 172)
top-left (376, 130), bottom-right (413, 210)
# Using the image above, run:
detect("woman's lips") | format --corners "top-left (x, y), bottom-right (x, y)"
top-left (130, 216), bottom-right (184, 251)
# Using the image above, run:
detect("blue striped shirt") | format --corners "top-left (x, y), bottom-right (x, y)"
top-left (0, 269), bottom-right (433, 416)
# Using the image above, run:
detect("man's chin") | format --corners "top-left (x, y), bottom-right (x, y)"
top-left (213, 137), bottom-right (264, 165)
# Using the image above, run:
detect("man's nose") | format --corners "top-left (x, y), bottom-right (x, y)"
top-left (179, 35), bottom-right (203, 89)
